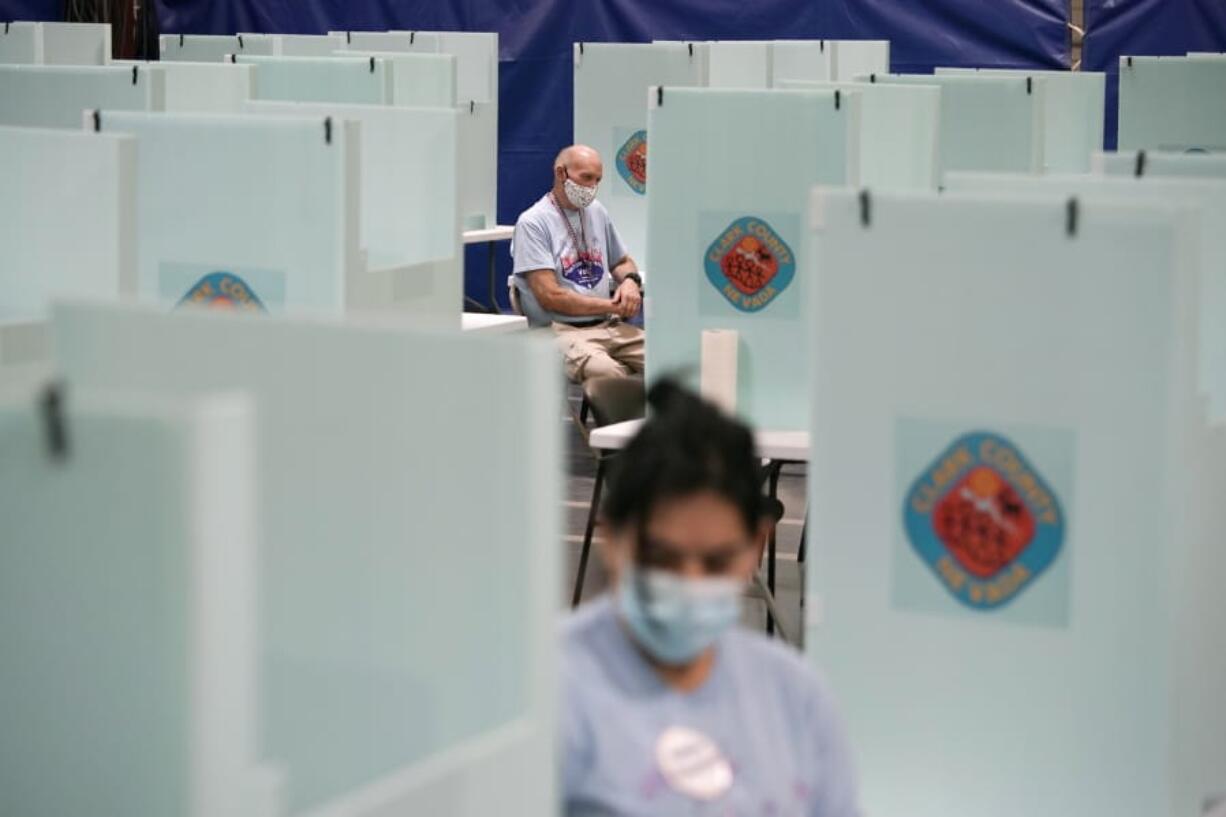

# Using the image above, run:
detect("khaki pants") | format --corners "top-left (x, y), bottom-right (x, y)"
top-left (553, 320), bottom-right (645, 382)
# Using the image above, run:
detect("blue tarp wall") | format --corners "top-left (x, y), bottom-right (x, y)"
top-left (4, 0), bottom-right (1223, 307)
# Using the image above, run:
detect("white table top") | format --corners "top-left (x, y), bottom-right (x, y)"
top-left (461, 225), bottom-right (515, 244)
top-left (461, 312), bottom-right (528, 334)
top-left (589, 419), bottom-right (810, 462)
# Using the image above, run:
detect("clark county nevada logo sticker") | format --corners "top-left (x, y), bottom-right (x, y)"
top-left (177, 271), bottom-right (267, 313)
top-left (704, 216), bottom-right (796, 313)
top-left (902, 431), bottom-right (1065, 610)
top-left (615, 130), bottom-right (647, 195)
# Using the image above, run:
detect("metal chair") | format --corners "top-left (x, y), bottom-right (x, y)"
top-left (571, 375), bottom-right (646, 607)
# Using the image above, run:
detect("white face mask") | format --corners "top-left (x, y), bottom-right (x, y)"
top-left (563, 175), bottom-right (598, 209)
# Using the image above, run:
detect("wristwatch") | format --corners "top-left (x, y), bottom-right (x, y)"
top-left (623, 272), bottom-right (644, 293)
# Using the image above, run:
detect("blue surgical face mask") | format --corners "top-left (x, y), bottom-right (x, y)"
top-left (617, 566), bottom-right (743, 666)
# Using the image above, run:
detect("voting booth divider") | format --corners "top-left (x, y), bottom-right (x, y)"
top-left (868, 73), bottom-right (1044, 176)
top-left (0, 126), bottom-right (136, 318)
top-left (115, 60), bottom-right (255, 113)
top-left (0, 21), bottom-right (110, 65)
top-left (1094, 149), bottom-right (1226, 179)
top-left (0, 64), bottom-right (164, 128)
top-left (90, 110), bottom-right (370, 318)
top-left (0, 386), bottom-right (270, 817)
top-left (935, 68), bottom-right (1105, 172)
top-left (330, 50), bottom-right (458, 107)
top-left (50, 300), bottom-right (560, 815)
top-left (238, 33), bottom-right (348, 58)
top-left (945, 171), bottom-right (1226, 424)
top-left (805, 187), bottom-right (1226, 817)
top-left (235, 55), bottom-right (395, 105)
top-left (691, 39), bottom-right (890, 88)
top-left (777, 80), bottom-right (940, 190)
top-left (1118, 56), bottom-right (1226, 153)
top-left (244, 99), bottom-right (462, 322)
top-left (645, 86), bottom-right (859, 430)
top-left (572, 42), bottom-right (706, 269)
top-left (160, 33), bottom-right (273, 62)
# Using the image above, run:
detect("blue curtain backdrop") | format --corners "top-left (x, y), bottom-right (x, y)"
top-left (4, 0), bottom-right (1222, 304)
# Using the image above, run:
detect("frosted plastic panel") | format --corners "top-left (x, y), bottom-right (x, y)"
top-left (53, 301), bottom-right (561, 815)
top-left (945, 171), bottom-right (1226, 421)
top-left (0, 316), bottom-right (49, 372)
top-left (770, 40), bottom-right (831, 84)
top-left (244, 100), bottom-right (460, 317)
top-left (237, 55), bottom-right (391, 104)
top-left (0, 22), bottom-right (38, 63)
top-left (335, 50), bottom-right (457, 107)
top-left (1094, 149), bottom-right (1226, 179)
top-left (340, 30), bottom-right (497, 104)
top-left (457, 99), bottom-right (498, 230)
top-left (0, 127), bottom-right (135, 316)
top-left (830, 39), bottom-right (890, 81)
top-left (238, 33), bottom-right (347, 57)
top-left (646, 87), bottom-right (858, 429)
top-left (38, 22), bottom-right (110, 65)
top-left (1119, 56), bottom-right (1226, 152)
top-left (573, 43), bottom-right (705, 268)
top-left (778, 80), bottom-right (940, 190)
top-left (159, 33), bottom-right (272, 62)
top-left (115, 61), bottom-right (253, 112)
top-left (0, 388), bottom-right (262, 817)
top-left (95, 111), bottom-right (361, 315)
top-left (870, 73), bottom-right (1043, 174)
top-left (0, 64), bottom-right (163, 128)
top-left (807, 189), bottom-right (1225, 817)
top-left (706, 41), bottom-right (772, 88)
top-left (938, 68), bottom-right (1105, 171)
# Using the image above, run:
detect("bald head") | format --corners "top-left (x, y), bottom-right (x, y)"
top-left (555, 144), bottom-right (603, 175)
top-left (552, 144), bottom-right (604, 209)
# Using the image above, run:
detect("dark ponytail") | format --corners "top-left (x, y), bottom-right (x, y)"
top-left (602, 378), bottom-right (768, 543)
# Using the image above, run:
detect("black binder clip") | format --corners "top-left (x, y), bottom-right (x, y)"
top-left (657, 86), bottom-right (663, 106)
top-left (688, 42), bottom-right (694, 58)
top-left (469, 100), bottom-right (475, 114)
top-left (92, 109), bottom-right (101, 132)
top-left (579, 42), bottom-right (584, 55)
top-left (131, 65), bottom-right (138, 85)
top-left (40, 382), bottom-right (69, 462)
top-left (324, 116), bottom-right (333, 145)
top-left (859, 189), bottom-right (872, 228)
top-left (238, 34), bottom-right (244, 49)
top-left (1026, 76), bottom-right (1033, 94)
top-left (835, 89), bottom-right (841, 110)
top-left (369, 56), bottom-right (375, 72)
top-left (1066, 197), bottom-right (1079, 238)
top-left (1134, 150), bottom-right (1147, 178)
top-left (410, 31), bottom-right (415, 45)
top-left (869, 73), bottom-right (877, 84)
top-left (179, 33), bottom-right (184, 47)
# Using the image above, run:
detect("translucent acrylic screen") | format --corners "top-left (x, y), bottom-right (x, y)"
top-left (646, 87), bottom-right (856, 429)
top-left (0, 22), bottom-right (39, 63)
top-left (944, 171), bottom-right (1226, 423)
top-left (937, 68), bottom-right (1105, 171)
top-left (238, 55), bottom-right (390, 105)
top-left (336, 51), bottom-right (457, 107)
top-left (777, 80), bottom-right (939, 190)
top-left (119, 61), bottom-right (254, 113)
top-left (457, 100), bottom-right (497, 230)
top-left (244, 100), bottom-right (458, 270)
top-left (52, 302), bottom-right (560, 815)
top-left (1118, 56), bottom-right (1226, 152)
top-left (870, 73), bottom-right (1042, 174)
top-left (573, 43), bottom-right (705, 268)
top-left (830, 40), bottom-right (889, 81)
top-left (0, 390), bottom-right (256, 817)
top-left (342, 31), bottom-right (497, 104)
top-left (159, 34), bottom-right (270, 62)
top-left (0, 65), bottom-right (162, 128)
top-left (706, 41), bottom-right (772, 88)
top-left (1094, 149), bottom-right (1226, 179)
top-left (807, 189), bottom-right (1204, 817)
top-left (239, 33), bottom-right (347, 57)
top-left (96, 111), bottom-right (356, 313)
top-left (0, 126), bottom-right (134, 315)
top-left (770, 40), bottom-right (831, 84)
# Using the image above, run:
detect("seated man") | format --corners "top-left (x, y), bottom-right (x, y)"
top-left (512, 144), bottom-right (644, 382)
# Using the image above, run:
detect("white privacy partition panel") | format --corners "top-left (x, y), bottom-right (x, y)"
top-left (0, 126), bottom-right (135, 317)
top-left (945, 171), bottom-right (1226, 423)
top-left (1094, 148), bottom-right (1226, 179)
top-left (1118, 56), bottom-right (1226, 152)
top-left (646, 87), bottom-right (858, 429)
top-left (705, 40), bottom-right (772, 88)
top-left (94, 111), bottom-right (361, 315)
top-left (573, 42), bottom-right (705, 268)
top-left (238, 32), bottom-right (347, 57)
top-left (0, 385), bottom-right (269, 817)
top-left (53, 301), bottom-right (561, 817)
top-left (0, 21), bottom-right (110, 64)
top-left (807, 188), bottom-right (1225, 817)
top-left (115, 60), bottom-right (254, 112)
top-left (937, 67), bottom-right (1104, 171)
top-left (160, 33), bottom-right (271, 62)
top-left (333, 50), bottom-right (457, 107)
top-left (0, 64), bottom-right (163, 127)
top-left (245, 100), bottom-right (460, 324)
top-left (778, 79), bottom-right (939, 190)
top-left (236, 55), bottom-right (391, 104)
top-left (830, 39), bottom-right (890, 81)
top-left (869, 73), bottom-right (1043, 175)
top-left (339, 30), bottom-right (498, 104)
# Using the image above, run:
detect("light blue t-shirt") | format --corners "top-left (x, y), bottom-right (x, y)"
top-left (512, 193), bottom-right (629, 327)
top-left (561, 597), bottom-right (859, 817)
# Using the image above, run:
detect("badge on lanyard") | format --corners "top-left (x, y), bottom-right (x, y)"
top-left (654, 726), bottom-right (733, 801)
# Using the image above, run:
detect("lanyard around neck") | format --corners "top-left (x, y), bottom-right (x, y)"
top-left (551, 192), bottom-right (589, 260)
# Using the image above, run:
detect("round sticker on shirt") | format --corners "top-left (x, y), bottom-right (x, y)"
top-left (655, 726), bottom-right (733, 801)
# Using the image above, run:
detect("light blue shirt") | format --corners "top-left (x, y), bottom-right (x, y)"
top-left (561, 597), bottom-right (859, 817)
top-left (512, 194), bottom-right (628, 327)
